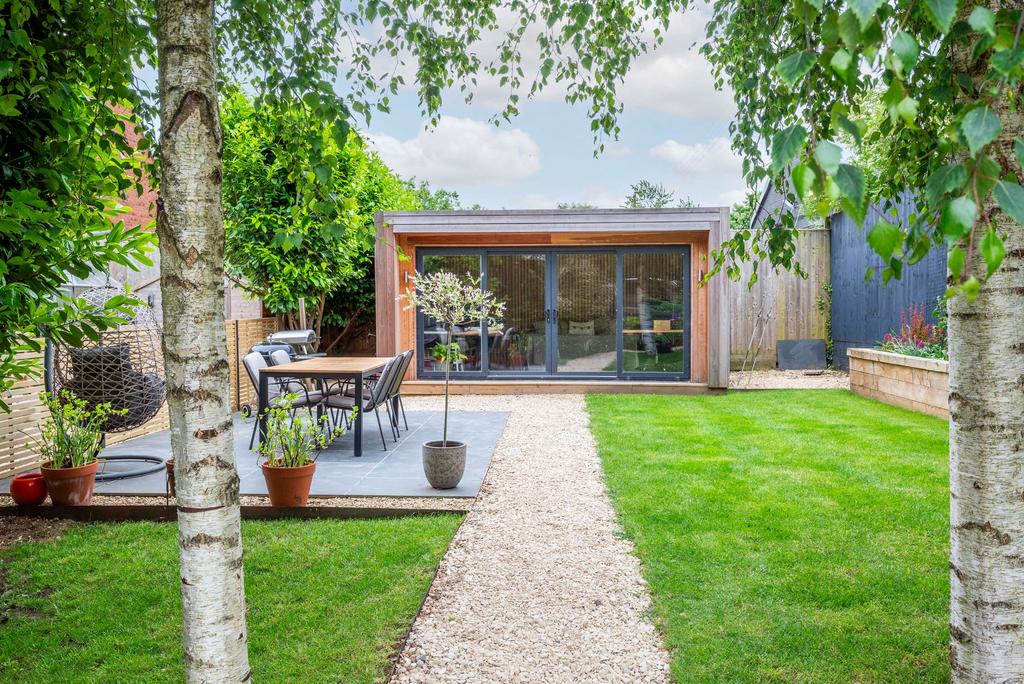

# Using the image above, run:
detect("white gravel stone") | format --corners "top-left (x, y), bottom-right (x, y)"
top-left (391, 394), bottom-right (670, 684)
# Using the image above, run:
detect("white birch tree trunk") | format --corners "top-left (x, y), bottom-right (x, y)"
top-left (948, 58), bottom-right (1024, 679)
top-left (155, 0), bottom-right (252, 680)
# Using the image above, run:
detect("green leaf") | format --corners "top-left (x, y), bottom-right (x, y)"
top-left (867, 219), bottom-right (902, 260)
top-left (792, 163), bottom-right (816, 203)
top-left (923, 0), bottom-right (958, 34)
top-left (925, 164), bottom-right (967, 206)
top-left (980, 225), bottom-right (1005, 277)
top-left (836, 114), bottom-right (863, 144)
top-left (941, 196), bottom-right (977, 241)
top-left (837, 10), bottom-right (862, 46)
top-left (968, 6), bottom-right (996, 37)
top-left (961, 106), bottom-right (1002, 157)
top-left (776, 51), bottom-right (817, 87)
top-left (834, 164), bottom-right (866, 222)
top-left (830, 49), bottom-right (854, 81)
top-left (992, 48), bottom-right (1024, 76)
top-left (771, 125), bottom-right (807, 174)
top-left (847, 0), bottom-right (885, 28)
top-left (994, 181), bottom-right (1024, 226)
top-left (890, 31), bottom-right (920, 73)
top-left (1016, 139), bottom-right (1024, 171)
top-left (895, 97), bottom-right (919, 125)
top-left (814, 141), bottom-right (842, 176)
top-left (962, 276), bottom-right (981, 302)
top-left (947, 246), bottom-right (966, 279)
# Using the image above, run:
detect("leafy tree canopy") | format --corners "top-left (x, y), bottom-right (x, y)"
top-left (699, 0), bottom-right (1024, 296)
top-left (0, 0), bottom-right (156, 408)
top-left (221, 89), bottom-right (418, 339)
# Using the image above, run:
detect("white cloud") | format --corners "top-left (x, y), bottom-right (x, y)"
top-left (717, 188), bottom-right (748, 206)
top-left (650, 136), bottom-right (741, 177)
top-left (366, 116), bottom-right (541, 186)
top-left (618, 9), bottom-right (735, 121)
top-left (603, 142), bottom-right (634, 159)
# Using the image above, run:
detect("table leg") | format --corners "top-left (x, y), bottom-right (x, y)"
top-left (353, 372), bottom-right (363, 457)
top-left (257, 371), bottom-right (269, 449)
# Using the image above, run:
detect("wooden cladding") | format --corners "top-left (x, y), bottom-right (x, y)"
top-left (375, 210), bottom-right (731, 387)
top-left (0, 318), bottom-right (277, 480)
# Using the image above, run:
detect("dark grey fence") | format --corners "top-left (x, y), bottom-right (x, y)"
top-left (830, 192), bottom-right (947, 370)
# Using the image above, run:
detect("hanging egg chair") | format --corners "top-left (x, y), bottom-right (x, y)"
top-left (50, 285), bottom-right (167, 480)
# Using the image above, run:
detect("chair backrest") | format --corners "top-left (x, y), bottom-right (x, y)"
top-left (369, 355), bottom-right (401, 406)
top-left (268, 349), bottom-right (304, 394)
top-left (243, 351), bottom-right (281, 400)
top-left (388, 350), bottom-right (414, 398)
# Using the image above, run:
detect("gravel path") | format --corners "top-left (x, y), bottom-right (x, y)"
top-left (391, 395), bottom-right (670, 683)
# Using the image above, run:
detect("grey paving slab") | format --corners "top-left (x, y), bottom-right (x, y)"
top-left (1, 410), bottom-right (507, 499)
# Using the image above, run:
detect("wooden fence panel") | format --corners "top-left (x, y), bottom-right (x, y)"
top-left (0, 318), bottom-right (277, 479)
top-left (0, 352), bottom-right (47, 479)
top-left (730, 228), bottom-right (830, 369)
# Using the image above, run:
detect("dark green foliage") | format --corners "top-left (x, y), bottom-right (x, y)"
top-left (0, 0), bottom-right (157, 408)
top-left (221, 90), bottom-right (419, 336)
top-left (0, 516), bottom-right (462, 682)
top-left (588, 391), bottom-right (950, 683)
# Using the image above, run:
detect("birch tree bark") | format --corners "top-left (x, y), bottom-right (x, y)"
top-left (949, 33), bottom-right (1024, 678)
top-left (155, 0), bottom-right (252, 680)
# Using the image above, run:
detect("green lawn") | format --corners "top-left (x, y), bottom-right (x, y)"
top-left (0, 516), bottom-right (461, 683)
top-left (587, 389), bottom-right (949, 683)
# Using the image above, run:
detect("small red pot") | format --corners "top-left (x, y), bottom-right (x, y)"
top-left (10, 472), bottom-right (48, 506)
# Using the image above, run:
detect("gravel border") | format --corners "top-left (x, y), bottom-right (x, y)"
top-left (730, 368), bottom-right (849, 390)
top-left (391, 395), bottom-right (670, 683)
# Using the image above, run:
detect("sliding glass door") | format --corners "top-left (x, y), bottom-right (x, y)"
top-left (554, 252), bottom-right (617, 375)
top-left (415, 246), bottom-right (690, 380)
top-left (486, 253), bottom-right (547, 373)
top-left (621, 250), bottom-right (689, 376)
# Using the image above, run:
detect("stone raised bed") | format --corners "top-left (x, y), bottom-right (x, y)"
top-left (848, 348), bottom-right (949, 418)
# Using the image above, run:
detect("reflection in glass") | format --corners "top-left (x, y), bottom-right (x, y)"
top-left (420, 255), bottom-right (483, 372)
top-left (622, 252), bottom-right (685, 373)
top-left (556, 253), bottom-right (616, 373)
top-left (487, 254), bottom-right (547, 372)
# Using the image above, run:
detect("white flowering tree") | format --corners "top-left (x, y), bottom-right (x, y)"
top-left (406, 271), bottom-right (505, 445)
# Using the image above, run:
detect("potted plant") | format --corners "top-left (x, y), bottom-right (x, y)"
top-left (406, 270), bottom-right (504, 489)
top-left (33, 391), bottom-right (118, 506)
top-left (257, 392), bottom-right (344, 506)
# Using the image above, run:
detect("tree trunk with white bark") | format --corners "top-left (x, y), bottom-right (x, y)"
top-left (948, 32), bottom-right (1024, 679)
top-left (155, 0), bottom-right (252, 680)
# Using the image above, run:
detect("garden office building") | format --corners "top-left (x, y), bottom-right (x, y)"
top-left (374, 208), bottom-right (730, 392)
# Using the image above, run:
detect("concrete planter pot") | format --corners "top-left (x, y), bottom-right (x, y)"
top-left (422, 441), bottom-right (466, 489)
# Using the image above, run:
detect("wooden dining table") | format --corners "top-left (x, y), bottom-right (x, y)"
top-left (258, 356), bottom-right (392, 457)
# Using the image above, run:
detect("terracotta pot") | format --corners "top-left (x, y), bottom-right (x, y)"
top-left (261, 462), bottom-right (316, 507)
top-left (40, 460), bottom-right (98, 506)
top-left (10, 472), bottom-right (48, 506)
top-left (422, 440), bottom-right (466, 489)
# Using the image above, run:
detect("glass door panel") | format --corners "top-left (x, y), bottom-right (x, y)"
top-left (487, 253), bottom-right (547, 372)
top-left (420, 254), bottom-right (483, 373)
top-left (622, 251), bottom-right (687, 374)
top-left (555, 253), bottom-right (616, 373)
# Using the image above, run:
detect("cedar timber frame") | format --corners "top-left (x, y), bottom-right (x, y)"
top-left (374, 209), bottom-right (730, 391)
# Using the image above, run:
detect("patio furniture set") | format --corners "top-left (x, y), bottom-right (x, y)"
top-left (243, 349), bottom-right (414, 458)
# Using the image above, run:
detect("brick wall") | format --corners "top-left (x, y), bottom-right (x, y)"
top-left (848, 348), bottom-right (948, 418)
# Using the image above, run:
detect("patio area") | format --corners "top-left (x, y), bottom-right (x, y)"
top-left (1, 409), bottom-right (507, 499)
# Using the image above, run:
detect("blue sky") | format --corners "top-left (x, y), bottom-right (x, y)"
top-left (359, 10), bottom-right (747, 210)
